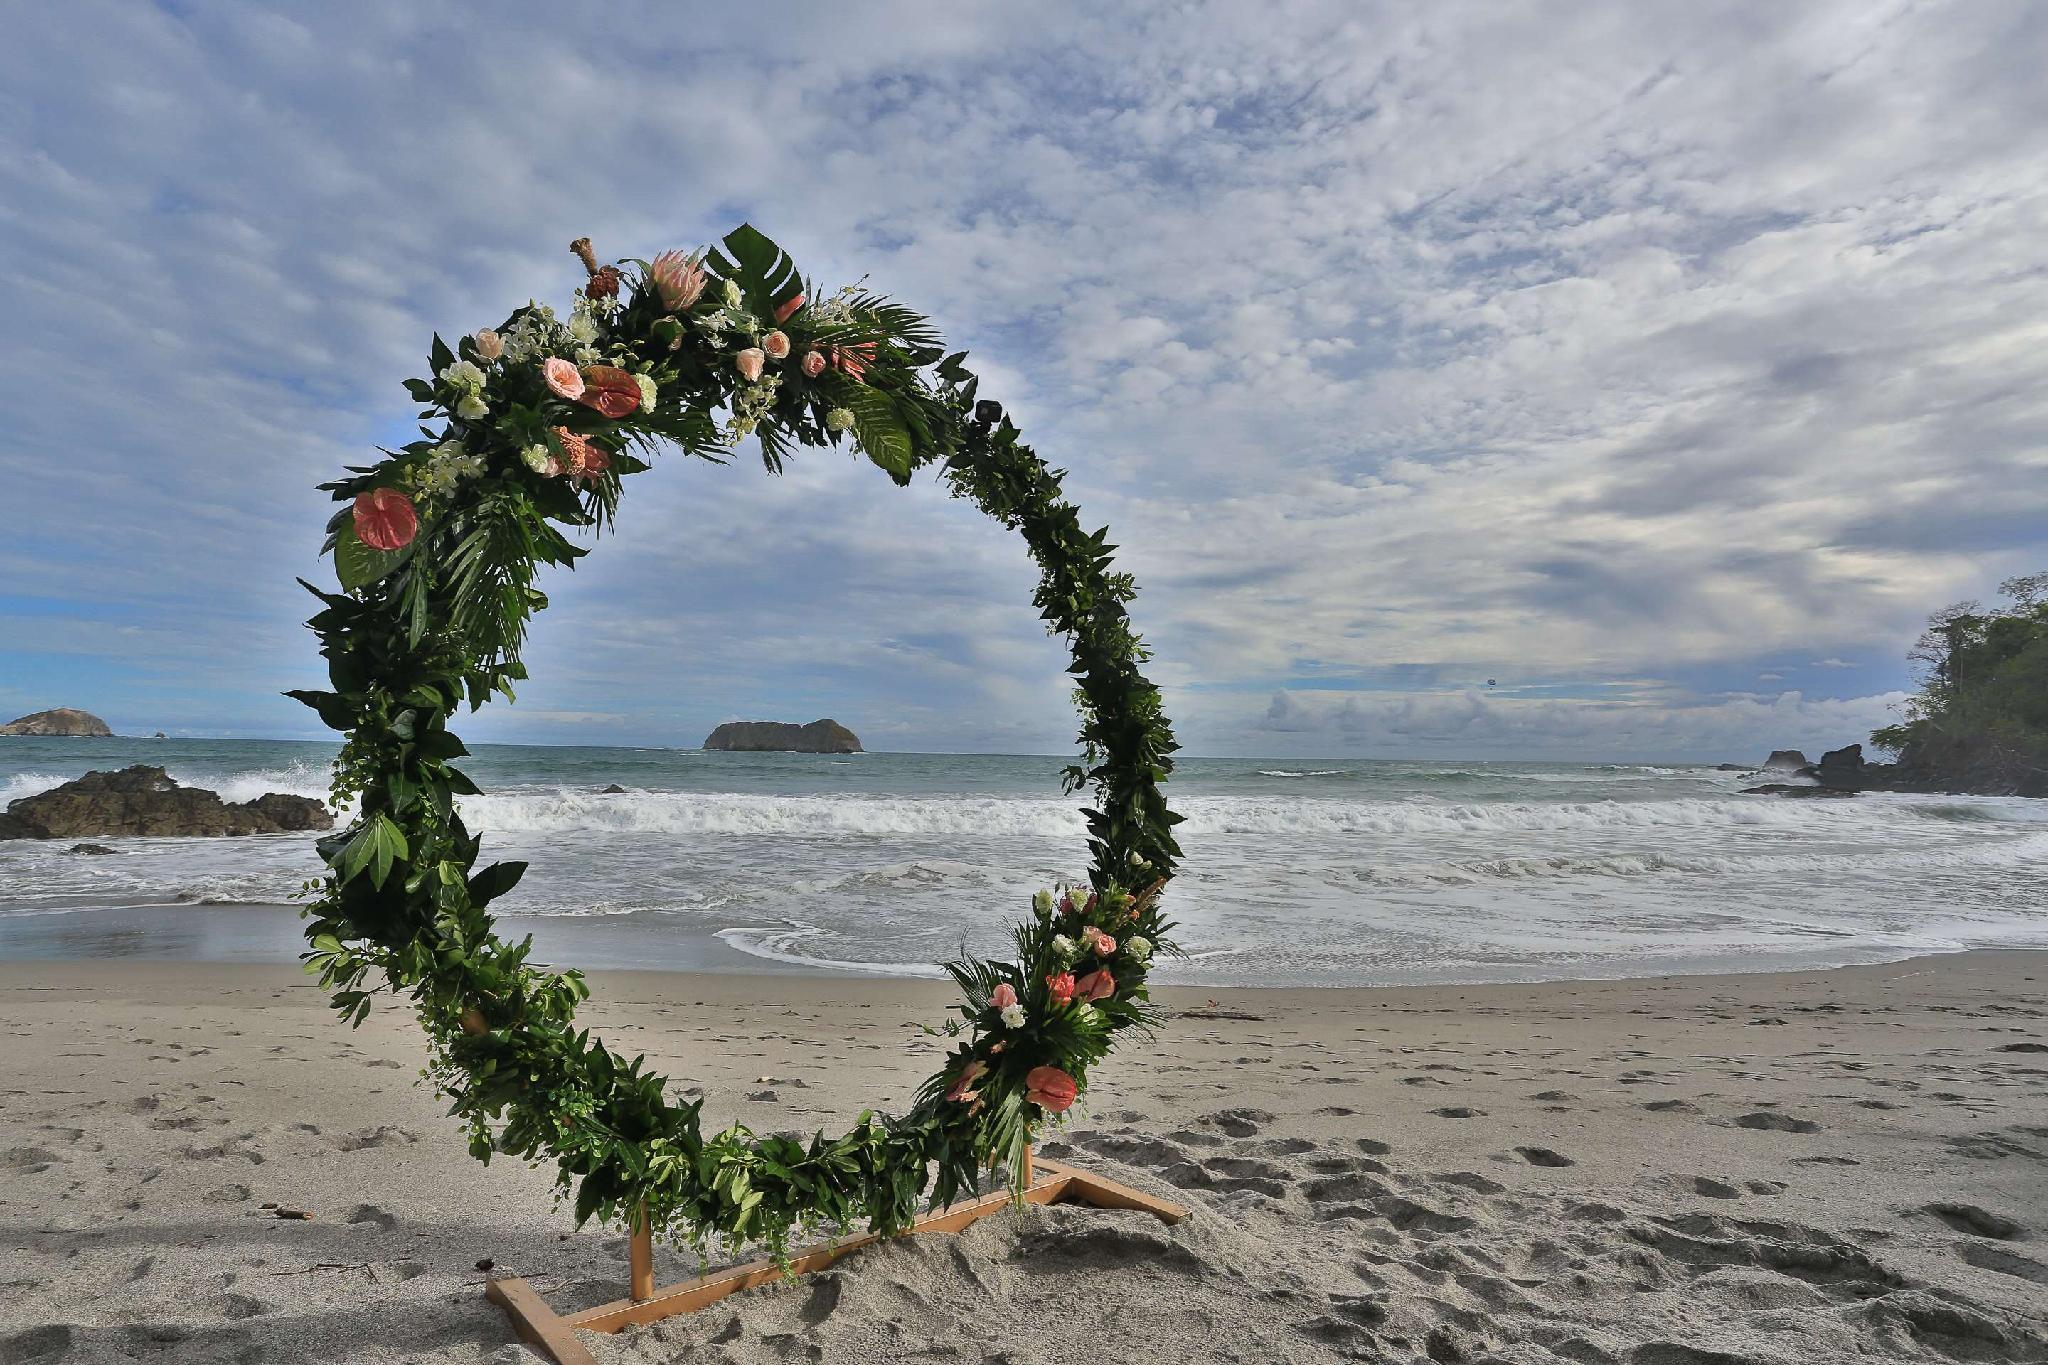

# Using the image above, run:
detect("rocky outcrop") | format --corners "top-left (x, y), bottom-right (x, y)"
top-left (703, 719), bottom-right (863, 754)
top-left (0, 767), bottom-right (333, 840)
top-left (1762, 750), bottom-right (1810, 771)
top-left (0, 708), bottom-right (113, 737)
top-left (1741, 783), bottom-right (1857, 798)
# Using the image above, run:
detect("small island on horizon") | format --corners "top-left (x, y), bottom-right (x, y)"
top-left (0, 708), bottom-right (113, 737)
top-left (703, 718), bottom-right (862, 754)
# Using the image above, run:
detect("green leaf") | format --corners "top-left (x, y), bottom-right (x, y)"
top-left (708, 223), bottom-right (801, 316)
top-left (840, 387), bottom-right (914, 484)
top-left (467, 861), bottom-right (528, 908)
top-left (333, 519), bottom-right (414, 590)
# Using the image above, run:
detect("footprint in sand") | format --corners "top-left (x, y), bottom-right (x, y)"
top-left (1515, 1146), bottom-right (1575, 1167)
top-left (346, 1203), bottom-right (399, 1230)
top-left (1734, 1111), bottom-right (1820, 1134)
top-left (1198, 1108), bottom-right (1272, 1138)
top-left (1692, 1177), bottom-right (1741, 1199)
top-left (1957, 1243), bottom-right (2048, 1285)
top-left (1913, 1202), bottom-right (2022, 1239)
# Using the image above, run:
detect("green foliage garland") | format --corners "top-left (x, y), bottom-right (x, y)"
top-left (294, 226), bottom-right (1183, 1258)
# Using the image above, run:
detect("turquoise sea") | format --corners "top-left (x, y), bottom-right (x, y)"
top-left (2, 738), bottom-right (2044, 985)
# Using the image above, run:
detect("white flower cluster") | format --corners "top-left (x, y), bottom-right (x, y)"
top-left (728, 372), bottom-right (781, 440)
top-left (500, 304), bottom-right (566, 364)
top-left (414, 440), bottom-right (486, 498)
top-left (439, 360), bottom-right (489, 420)
top-left (998, 1003), bottom-right (1025, 1028)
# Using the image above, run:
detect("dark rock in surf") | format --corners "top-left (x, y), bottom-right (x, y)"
top-left (0, 766), bottom-right (333, 840)
top-left (1762, 750), bottom-right (1810, 771)
top-left (1742, 783), bottom-right (1856, 798)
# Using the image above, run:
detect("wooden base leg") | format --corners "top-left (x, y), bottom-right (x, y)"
top-left (485, 1274), bottom-right (601, 1365)
top-left (484, 1158), bottom-right (1187, 1362)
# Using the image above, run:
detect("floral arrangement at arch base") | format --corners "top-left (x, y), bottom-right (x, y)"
top-left (292, 225), bottom-right (1183, 1263)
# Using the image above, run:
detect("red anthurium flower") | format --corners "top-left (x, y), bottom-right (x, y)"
top-left (945, 1059), bottom-right (987, 1102)
top-left (353, 488), bottom-right (417, 551)
top-left (1075, 969), bottom-right (1116, 1003)
top-left (577, 366), bottom-right (641, 418)
top-left (1025, 1066), bottom-right (1078, 1113)
top-left (773, 292), bottom-right (804, 323)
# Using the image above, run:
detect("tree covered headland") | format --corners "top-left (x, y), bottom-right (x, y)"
top-left (1872, 572), bottom-right (2048, 797)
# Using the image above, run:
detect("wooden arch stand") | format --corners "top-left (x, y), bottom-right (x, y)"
top-left (485, 1148), bottom-right (1187, 1365)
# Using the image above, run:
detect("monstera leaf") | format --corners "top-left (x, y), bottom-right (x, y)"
top-left (708, 223), bottom-right (803, 320)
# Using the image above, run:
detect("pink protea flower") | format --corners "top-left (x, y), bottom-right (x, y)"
top-left (1025, 1066), bottom-right (1078, 1113)
top-left (773, 293), bottom-right (804, 323)
top-left (734, 347), bottom-right (766, 383)
top-left (649, 250), bottom-right (707, 312)
top-left (353, 488), bottom-right (417, 551)
top-left (542, 357), bottom-right (585, 401)
top-left (576, 365), bottom-right (641, 418)
top-left (1075, 969), bottom-right (1116, 1003)
top-left (945, 1059), bottom-right (987, 1103)
top-left (990, 983), bottom-right (1018, 1010)
top-left (800, 349), bottom-right (827, 378)
top-left (473, 328), bottom-right (503, 361)
top-left (761, 330), bottom-right (791, 360)
top-left (1045, 971), bottom-right (1076, 1007)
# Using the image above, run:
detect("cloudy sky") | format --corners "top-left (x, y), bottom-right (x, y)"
top-left (3, 1), bottom-right (2043, 759)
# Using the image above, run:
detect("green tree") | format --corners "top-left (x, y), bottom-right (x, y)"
top-left (1872, 572), bottom-right (2048, 795)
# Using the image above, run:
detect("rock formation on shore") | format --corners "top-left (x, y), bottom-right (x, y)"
top-left (0, 766), bottom-right (332, 840)
top-left (1761, 749), bottom-right (1810, 771)
top-left (702, 719), bottom-right (862, 753)
top-left (0, 708), bottom-right (113, 737)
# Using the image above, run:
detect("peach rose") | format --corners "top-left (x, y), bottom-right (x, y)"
top-left (473, 328), bottom-right (503, 362)
top-left (990, 983), bottom-right (1018, 1010)
top-left (1045, 972), bottom-right (1076, 1007)
top-left (734, 347), bottom-right (766, 382)
top-left (1075, 969), bottom-right (1115, 1003)
top-left (773, 292), bottom-right (804, 323)
top-left (1084, 926), bottom-right (1117, 957)
top-left (1025, 1066), bottom-right (1078, 1113)
top-left (762, 330), bottom-right (791, 360)
top-left (353, 488), bottom-right (417, 551)
top-left (542, 357), bottom-right (585, 401)
top-left (801, 349), bottom-right (827, 378)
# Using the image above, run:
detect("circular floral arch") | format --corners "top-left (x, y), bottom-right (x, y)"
top-left (293, 227), bottom-right (1182, 1257)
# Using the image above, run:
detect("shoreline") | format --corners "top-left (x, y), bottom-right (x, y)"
top-left (4, 897), bottom-right (2045, 991)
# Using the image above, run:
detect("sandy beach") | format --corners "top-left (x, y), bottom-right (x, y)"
top-left (3, 952), bottom-right (2044, 1364)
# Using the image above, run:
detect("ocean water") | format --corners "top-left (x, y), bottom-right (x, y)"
top-left (2, 738), bottom-right (2044, 985)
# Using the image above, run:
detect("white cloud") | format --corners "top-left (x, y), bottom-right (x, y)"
top-left (1, 2), bottom-right (2041, 755)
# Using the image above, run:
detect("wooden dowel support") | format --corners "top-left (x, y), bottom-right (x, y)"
top-left (629, 1202), bottom-right (654, 1302)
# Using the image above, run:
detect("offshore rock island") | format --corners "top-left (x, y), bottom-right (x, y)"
top-left (0, 708), bottom-right (113, 736)
top-left (702, 719), bottom-right (862, 754)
